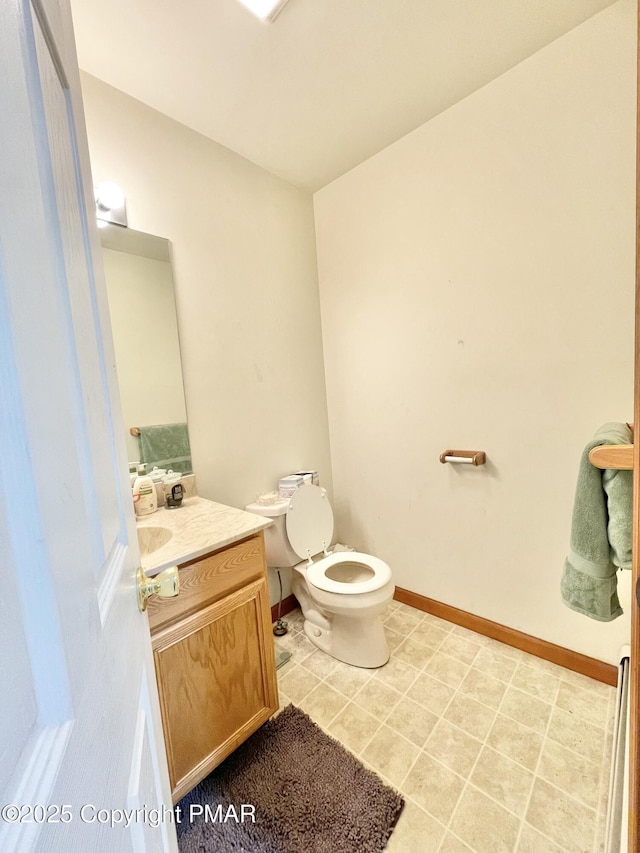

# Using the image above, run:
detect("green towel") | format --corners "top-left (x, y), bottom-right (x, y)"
top-left (561, 422), bottom-right (632, 622)
top-left (138, 422), bottom-right (192, 475)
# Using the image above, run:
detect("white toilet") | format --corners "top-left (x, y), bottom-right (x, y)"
top-left (246, 484), bottom-right (394, 668)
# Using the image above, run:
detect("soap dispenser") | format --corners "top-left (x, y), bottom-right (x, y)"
top-left (132, 467), bottom-right (158, 517)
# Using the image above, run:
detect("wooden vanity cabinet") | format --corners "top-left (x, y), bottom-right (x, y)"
top-left (146, 532), bottom-right (278, 803)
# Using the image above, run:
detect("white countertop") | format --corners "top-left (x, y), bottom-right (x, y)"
top-left (137, 496), bottom-right (272, 575)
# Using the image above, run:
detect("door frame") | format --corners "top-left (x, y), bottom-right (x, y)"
top-left (630, 6), bottom-right (640, 848)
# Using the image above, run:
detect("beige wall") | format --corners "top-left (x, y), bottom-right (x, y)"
top-left (80, 73), bottom-right (332, 604)
top-left (314, 0), bottom-right (636, 663)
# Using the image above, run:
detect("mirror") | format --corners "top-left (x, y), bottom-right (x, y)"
top-left (100, 224), bottom-right (192, 474)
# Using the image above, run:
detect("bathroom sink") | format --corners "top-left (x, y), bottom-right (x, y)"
top-left (137, 525), bottom-right (173, 556)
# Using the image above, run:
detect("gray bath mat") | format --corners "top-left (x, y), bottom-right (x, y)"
top-left (176, 704), bottom-right (404, 852)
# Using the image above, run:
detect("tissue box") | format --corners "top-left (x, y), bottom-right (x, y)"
top-left (278, 475), bottom-right (304, 498)
top-left (295, 470), bottom-right (319, 486)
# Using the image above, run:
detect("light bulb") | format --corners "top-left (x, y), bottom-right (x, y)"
top-left (236, 0), bottom-right (289, 21)
top-left (96, 181), bottom-right (124, 212)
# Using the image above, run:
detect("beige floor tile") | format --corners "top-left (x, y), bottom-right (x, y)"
top-left (593, 808), bottom-right (607, 853)
top-left (406, 672), bottom-right (455, 716)
top-left (299, 648), bottom-right (339, 679)
top-left (472, 646), bottom-right (519, 683)
top-left (385, 608), bottom-right (423, 635)
top-left (444, 693), bottom-right (497, 741)
top-left (420, 611), bottom-right (455, 630)
top-left (374, 656), bottom-right (422, 693)
top-left (537, 738), bottom-right (601, 810)
top-left (500, 686), bottom-right (552, 734)
top-left (384, 799), bottom-right (446, 852)
top-left (438, 833), bottom-right (474, 852)
top-left (450, 786), bottom-right (520, 853)
top-left (555, 681), bottom-right (609, 729)
top-left (521, 655), bottom-right (569, 680)
top-left (546, 707), bottom-right (605, 765)
top-left (297, 682), bottom-right (348, 729)
top-left (526, 778), bottom-right (596, 853)
top-left (327, 702), bottom-right (381, 754)
top-left (394, 601), bottom-right (421, 616)
top-left (606, 694), bottom-right (617, 734)
top-left (362, 724), bottom-right (421, 787)
top-left (487, 714), bottom-right (543, 771)
top-left (386, 695), bottom-right (439, 747)
top-left (356, 754), bottom-right (378, 776)
top-left (394, 636), bottom-right (438, 669)
top-left (423, 652), bottom-right (470, 689)
top-left (474, 635), bottom-right (523, 661)
top-left (459, 668), bottom-right (507, 709)
top-left (439, 633), bottom-right (482, 665)
top-left (402, 753), bottom-right (465, 824)
top-left (424, 720), bottom-right (482, 777)
top-left (560, 669), bottom-right (615, 699)
top-left (274, 628), bottom-right (316, 662)
top-left (516, 823), bottom-right (567, 852)
top-left (384, 627), bottom-right (405, 652)
top-left (276, 689), bottom-right (291, 713)
top-left (511, 662), bottom-right (561, 703)
top-left (353, 678), bottom-right (402, 721)
top-left (451, 623), bottom-right (490, 645)
top-left (596, 759), bottom-right (611, 815)
top-left (324, 661), bottom-right (373, 697)
top-left (470, 746), bottom-right (534, 817)
top-left (273, 634), bottom-right (297, 660)
top-left (410, 621), bottom-right (450, 649)
top-left (277, 665), bottom-right (321, 703)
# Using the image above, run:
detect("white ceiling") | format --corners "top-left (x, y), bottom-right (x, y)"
top-left (69, 0), bottom-right (618, 191)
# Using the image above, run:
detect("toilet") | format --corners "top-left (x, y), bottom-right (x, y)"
top-left (246, 484), bottom-right (394, 668)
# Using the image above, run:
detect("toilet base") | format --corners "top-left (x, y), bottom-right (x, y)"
top-left (292, 574), bottom-right (391, 668)
top-left (303, 613), bottom-right (390, 668)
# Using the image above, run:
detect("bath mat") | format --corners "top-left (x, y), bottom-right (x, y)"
top-left (176, 704), bottom-right (404, 853)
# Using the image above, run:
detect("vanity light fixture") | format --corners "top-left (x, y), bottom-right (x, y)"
top-left (95, 181), bottom-right (128, 228)
top-left (236, 0), bottom-right (290, 23)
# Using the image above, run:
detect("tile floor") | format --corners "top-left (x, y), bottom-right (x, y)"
top-left (274, 600), bottom-right (615, 853)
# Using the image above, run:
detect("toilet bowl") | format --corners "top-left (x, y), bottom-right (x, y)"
top-left (246, 484), bottom-right (394, 668)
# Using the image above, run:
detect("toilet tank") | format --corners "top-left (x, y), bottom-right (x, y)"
top-left (245, 498), bottom-right (300, 568)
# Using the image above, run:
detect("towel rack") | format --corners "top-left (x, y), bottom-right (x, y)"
top-left (439, 450), bottom-right (486, 466)
top-left (130, 427), bottom-right (141, 437)
top-left (588, 445), bottom-right (633, 470)
top-left (587, 422), bottom-right (634, 470)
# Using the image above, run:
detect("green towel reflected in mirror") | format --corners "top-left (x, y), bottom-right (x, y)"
top-left (138, 422), bottom-right (192, 474)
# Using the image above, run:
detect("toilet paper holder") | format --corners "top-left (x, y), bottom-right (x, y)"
top-left (439, 449), bottom-right (486, 466)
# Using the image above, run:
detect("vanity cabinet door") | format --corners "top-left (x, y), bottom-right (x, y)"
top-left (151, 574), bottom-right (278, 802)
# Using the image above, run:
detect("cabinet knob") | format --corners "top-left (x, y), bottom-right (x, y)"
top-left (137, 566), bottom-right (180, 612)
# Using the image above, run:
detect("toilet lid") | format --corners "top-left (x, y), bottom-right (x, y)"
top-left (286, 484), bottom-right (334, 559)
top-left (306, 552), bottom-right (392, 595)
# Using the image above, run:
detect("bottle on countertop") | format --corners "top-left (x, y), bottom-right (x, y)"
top-left (132, 467), bottom-right (158, 516)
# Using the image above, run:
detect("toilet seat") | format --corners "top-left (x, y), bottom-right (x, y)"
top-left (284, 485), bottom-right (392, 596)
top-left (306, 552), bottom-right (392, 595)
top-left (285, 484), bottom-right (334, 560)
